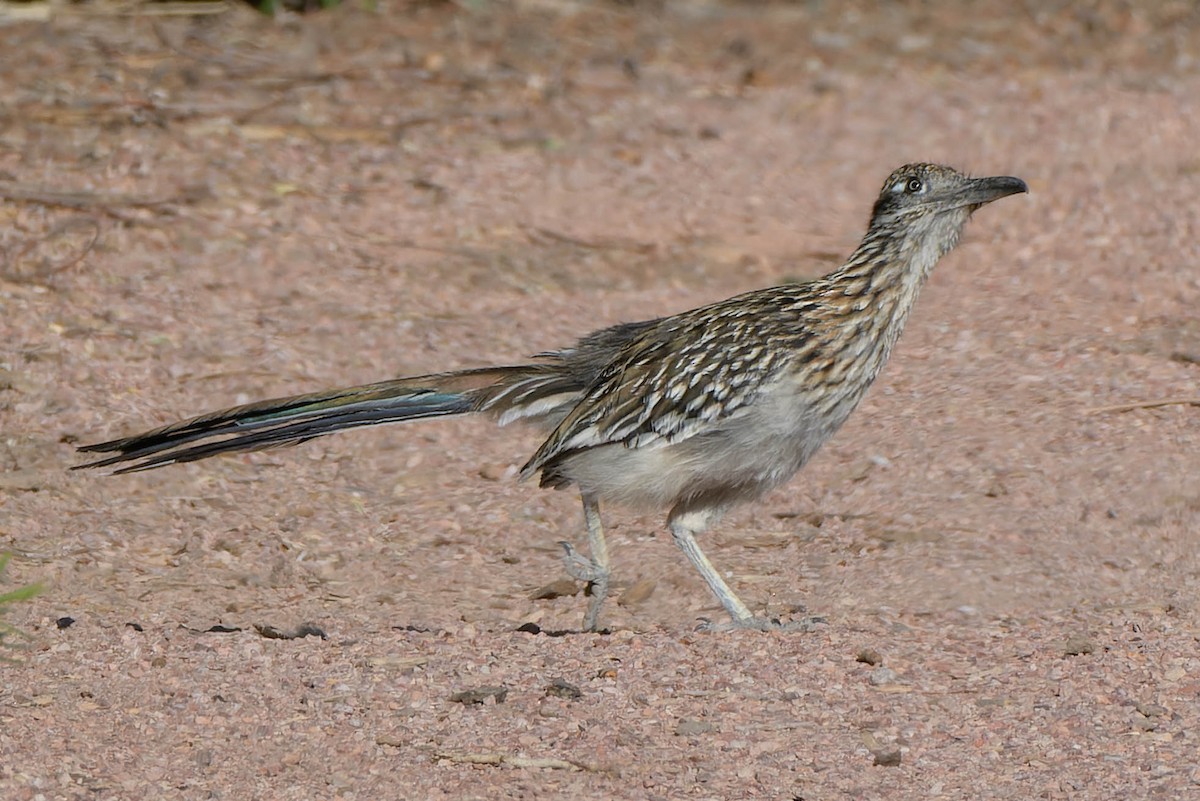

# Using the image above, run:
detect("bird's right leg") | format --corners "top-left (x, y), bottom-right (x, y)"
top-left (668, 508), bottom-right (823, 632)
top-left (558, 492), bottom-right (610, 632)
top-left (667, 509), bottom-right (755, 624)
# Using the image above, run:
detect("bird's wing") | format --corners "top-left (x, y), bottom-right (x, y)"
top-left (521, 291), bottom-right (809, 479)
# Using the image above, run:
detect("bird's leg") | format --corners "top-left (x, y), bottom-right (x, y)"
top-left (558, 493), bottom-right (610, 632)
top-left (669, 509), bottom-right (823, 632)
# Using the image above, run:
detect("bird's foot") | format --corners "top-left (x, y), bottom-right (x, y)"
top-left (557, 541), bottom-right (610, 633)
top-left (696, 614), bottom-right (827, 633)
top-left (557, 541), bottom-right (607, 583)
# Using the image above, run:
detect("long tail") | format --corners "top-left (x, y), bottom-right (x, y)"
top-left (75, 364), bottom-right (583, 474)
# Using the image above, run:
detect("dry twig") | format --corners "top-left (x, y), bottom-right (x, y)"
top-left (434, 752), bottom-right (596, 771)
top-left (1084, 398), bottom-right (1200, 415)
top-left (0, 219), bottom-right (100, 284)
top-left (0, 181), bottom-right (207, 217)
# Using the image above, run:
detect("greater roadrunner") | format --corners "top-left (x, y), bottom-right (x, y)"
top-left (77, 164), bottom-right (1027, 631)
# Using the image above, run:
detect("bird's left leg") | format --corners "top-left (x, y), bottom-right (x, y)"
top-left (558, 492), bottom-right (611, 632)
top-left (668, 507), bottom-right (823, 632)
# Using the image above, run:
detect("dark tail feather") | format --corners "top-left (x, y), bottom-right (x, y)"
top-left (75, 366), bottom-right (564, 474)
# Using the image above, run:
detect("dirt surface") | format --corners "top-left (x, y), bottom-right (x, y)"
top-left (2, 1), bottom-right (1199, 798)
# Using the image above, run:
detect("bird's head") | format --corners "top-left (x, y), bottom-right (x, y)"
top-left (868, 163), bottom-right (1027, 257)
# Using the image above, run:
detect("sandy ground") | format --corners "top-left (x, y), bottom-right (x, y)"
top-left (1, 1), bottom-right (1199, 798)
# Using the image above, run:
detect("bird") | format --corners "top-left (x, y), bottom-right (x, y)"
top-left (76, 163), bottom-right (1027, 632)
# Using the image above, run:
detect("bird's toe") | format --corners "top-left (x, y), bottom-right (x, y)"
top-left (697, 614), bottom-right (826, 633)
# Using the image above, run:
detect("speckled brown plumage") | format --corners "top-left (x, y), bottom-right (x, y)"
top-left (77, 163), bottom-right (1027, 632)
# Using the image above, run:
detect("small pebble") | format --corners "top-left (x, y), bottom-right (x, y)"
top-left (478, 463), bottom-right (512, 482)
top-left (618, 578), bottom-right (656, 606)
top-left (530, 579), bottom-right (579, 600)
top-left (869, 667), bottom-right (900, 686)
top-left (676, 718), bottom-right (714, 737)
top-left (1063, 634), bottom-right (1096, 656)
top-left (873, 747), bottom-right (902, 766)
top-left (254, 623), bottom-right (327, 640)
top-left (449, 685), bottom-right (508, 705)
top-left (544, 678), bottom-right (582, 700)
top-left (856, 648), bottom-right (882, 666)
top-left (1135, 702), bottom-right (1167, 718)
top-left (1131, 716), bottom-right (1158, 732)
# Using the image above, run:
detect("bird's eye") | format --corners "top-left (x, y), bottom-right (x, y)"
top-left (905, 177), bottom-right (923, 193)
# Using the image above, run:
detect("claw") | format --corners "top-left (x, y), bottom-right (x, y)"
top-left (557, 540), bottom-right (611, 632)
top-left (558, 541), bottom-right (607, 583)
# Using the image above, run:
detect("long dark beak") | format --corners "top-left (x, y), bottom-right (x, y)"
top-left (959, 175), bottom-right (1028, 210)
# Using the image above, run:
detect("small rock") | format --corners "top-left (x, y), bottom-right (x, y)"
top-left (544, 678), bottom-right (582, 700)
top-left (675, 718), bottom-right (714, 737)
top-left (868, 667), bottom-right (899, 686)
top-left (56, 617), bottom-right (75, 630)
top-left (1171, 350), bottom-right (1200, 365)
top-left (449, 685), bottom-right (508, 705)
top-left (872, 747), bottom-right (902, 766)
top-left (478, 463), bottom-right (512, 482)
top-left (618, 578), bottom-right (656, 607)
top-left (1135, 702), bottom-right (1167, 718)
top-left (376, 732), bottom-right (406, 747)
top-left (856, 648), bottom-right (882, 666)
top-left (1063, 634), bottom-right (1096, 656)
top-left (254, 623), bottom-right (327, 640)
top-left (861, 731), bottom-right (902, 766)
top-left (530, 579), bottom-right (579, 600)
top-left (422, 52), bottom-right (445, 72)
top-left (291, 623), bottom-right (328, 639)
top-left (1131, 715), bottom-right (1158, 732)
